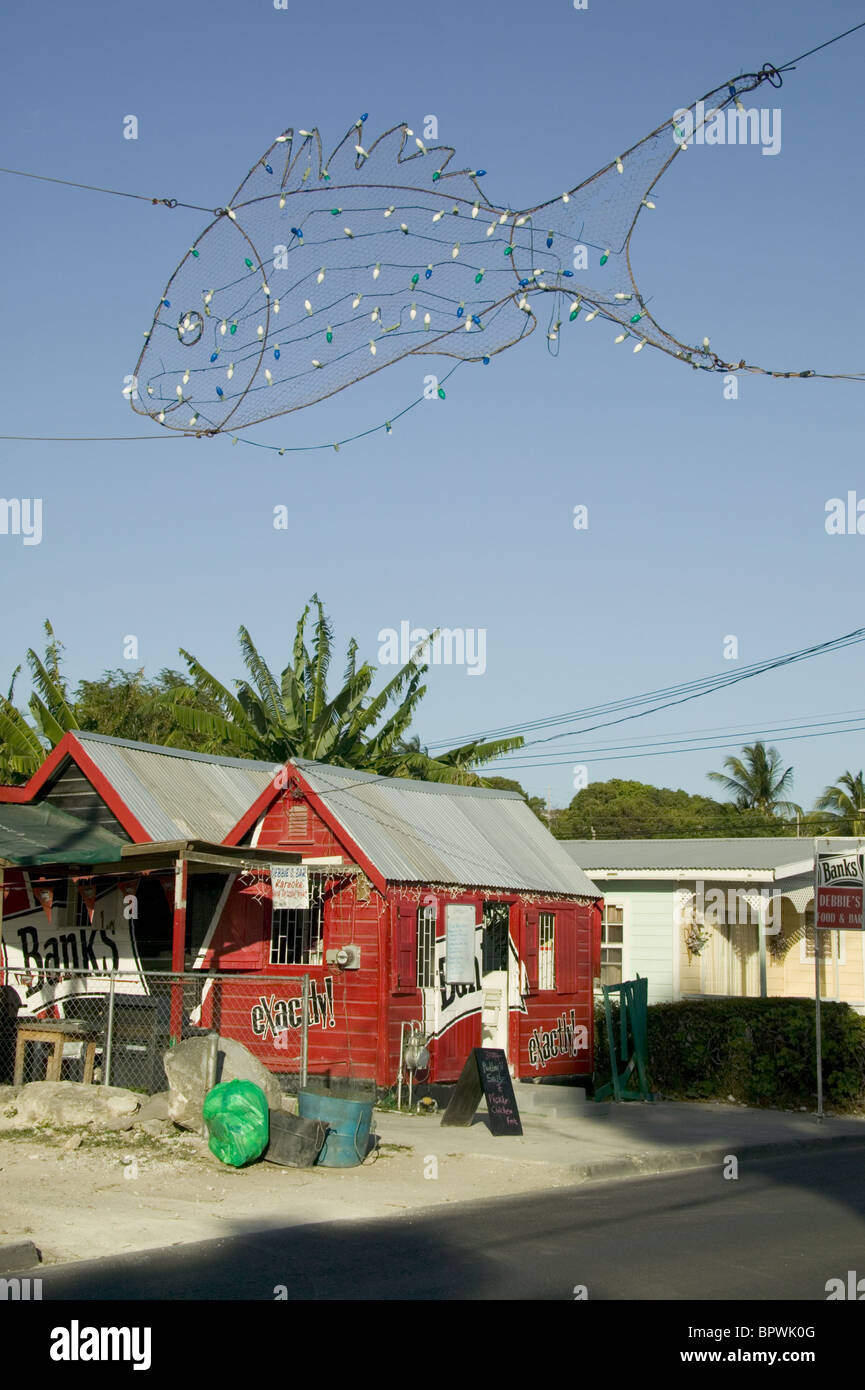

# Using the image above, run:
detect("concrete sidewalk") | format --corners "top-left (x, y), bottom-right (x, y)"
top-left (373, 1100), bottom-right (865, 1183)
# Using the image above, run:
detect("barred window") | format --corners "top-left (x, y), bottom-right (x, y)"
top-left (538, 911), bottom-right (556, 990)
top-left (270, 875), bottom-right (325, 965)
top-left (417, 903), bottom-right (436, 987)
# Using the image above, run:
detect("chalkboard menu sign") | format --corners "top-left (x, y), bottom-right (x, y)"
top-left (441, 1048), bottom-right (523, 1136)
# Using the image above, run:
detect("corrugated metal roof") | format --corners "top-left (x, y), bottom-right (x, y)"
top-left (561, 838), bottom-right (818, 874)
top-left (46, 733), bottom-right (600, 895)
top-left (68, 732), bottom-right (280, 843)
top-left (0, 802), bottom-right (126, 866)
top-left (293, 759), bottom-right (601, 897)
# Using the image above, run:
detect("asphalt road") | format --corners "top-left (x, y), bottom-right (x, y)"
top-left (38, 1145), bottom-right (865, 1301)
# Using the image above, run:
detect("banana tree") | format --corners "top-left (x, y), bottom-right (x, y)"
top-left (160, 595), bottom-right (523, 781)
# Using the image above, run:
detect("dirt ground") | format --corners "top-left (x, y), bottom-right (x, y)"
top-left (0, 1120), bottom-right (576, 1267)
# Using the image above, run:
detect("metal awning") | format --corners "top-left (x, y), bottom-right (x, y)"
top-left (0, 803), bottom-right (128, 868)
top-left (91, 839), bottom-right (304, 876)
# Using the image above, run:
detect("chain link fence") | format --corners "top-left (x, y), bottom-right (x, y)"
top-left (0, 969), bottom-right (310, 1097)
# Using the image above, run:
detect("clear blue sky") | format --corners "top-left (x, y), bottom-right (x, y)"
top-left (1, 0), bottom-right (864, 813)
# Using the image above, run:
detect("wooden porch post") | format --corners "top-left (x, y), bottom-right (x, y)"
top-left (170, 857), bottom-right (188, 1043)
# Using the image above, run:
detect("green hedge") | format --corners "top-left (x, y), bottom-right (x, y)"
top-left (594, 997), bottom-right (865, 1111)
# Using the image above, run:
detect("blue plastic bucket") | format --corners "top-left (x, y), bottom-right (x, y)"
top-left (297, 1091), bottom-right (374, 1168)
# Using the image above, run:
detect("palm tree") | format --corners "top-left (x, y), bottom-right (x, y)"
top-left (707, 742), bottom-right (801, 818)
top-left (815, 770), bottom-right (865, 835)
top-left (159, 595), bottom-right (522, 782)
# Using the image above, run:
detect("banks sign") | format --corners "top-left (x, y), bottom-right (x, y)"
top-left (814, 846), bottom-right (864, 931)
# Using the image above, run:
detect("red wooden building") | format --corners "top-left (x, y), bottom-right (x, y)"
top-left (0, 732), bottom-right (602, 1090)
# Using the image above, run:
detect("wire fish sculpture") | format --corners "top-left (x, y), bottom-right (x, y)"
top-left (131, 63), bottom-right (858, 439)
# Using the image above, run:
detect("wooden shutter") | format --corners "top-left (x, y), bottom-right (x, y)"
top-left (218, 889), bottom-right (266, 970)
top-left (524, 909), bottom-right (539, 995)
top-left (395, 902), bottom-right (417, 993)
top-left (557, 908), bottom-right (579, 995)
top-left (591, 900), bottom-right (603, 983)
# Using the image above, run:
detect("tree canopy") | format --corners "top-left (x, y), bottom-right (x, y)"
top-left (553, 778), bottom-right (793, 840)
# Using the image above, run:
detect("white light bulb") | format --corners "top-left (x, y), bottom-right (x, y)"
top-left (265, 369), bottom-right (273, 383)
top-left (304, 299), bottom-right (313, 314)
top-left (227, 363), bottom-right (235, 379)
top-left (317, 269), bottom-right (325, 283)
top-left (633, 339), bottom-right (646, 353)
top-left (369, 340), bottom-right (376, 355)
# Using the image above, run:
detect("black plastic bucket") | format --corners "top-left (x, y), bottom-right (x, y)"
top-left (264, 1110), bottom-right (328, 1168)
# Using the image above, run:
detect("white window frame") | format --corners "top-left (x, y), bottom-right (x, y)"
top-left (417, 902), bottom-right (436, 988)
top-left (599, 900), bottom-right (626, 988)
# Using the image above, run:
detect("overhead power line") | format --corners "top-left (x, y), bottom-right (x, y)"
top-left (426, 626), bottom-right (865, 751)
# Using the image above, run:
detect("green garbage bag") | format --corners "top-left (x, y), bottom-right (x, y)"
top-left (203, 1079), bottom-right (269, 1167)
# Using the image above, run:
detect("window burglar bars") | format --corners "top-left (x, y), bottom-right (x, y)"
top-left (270, 873), bottom-right (325, 966)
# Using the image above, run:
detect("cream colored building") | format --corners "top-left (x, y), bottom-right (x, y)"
top-left (563, 838), bottom-right (865, 1012)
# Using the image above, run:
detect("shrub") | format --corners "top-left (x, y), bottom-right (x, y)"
top-left (594, 997), bottom-right (865, 1110)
